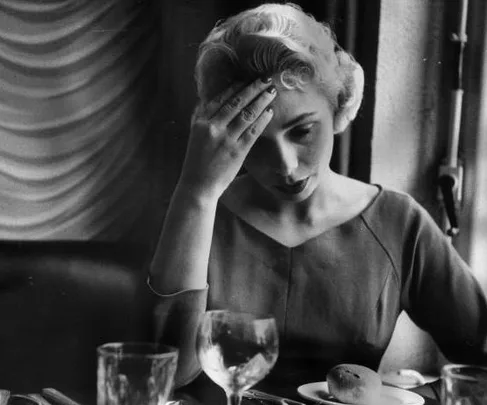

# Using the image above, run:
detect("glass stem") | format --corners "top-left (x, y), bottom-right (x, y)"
top-left (226, 392), bottom-right (242, 405)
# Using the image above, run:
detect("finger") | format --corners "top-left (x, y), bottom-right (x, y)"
top-left (238, 105), bottom-right (274, 149)
top-left (212, 77), bottom-right (273, 126)
top-left (229, 84), bottom-right (277, 137)
top-left (203, 82), bottom-right (246, 118)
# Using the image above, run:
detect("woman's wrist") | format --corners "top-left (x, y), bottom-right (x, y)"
top-left (174, 178), bottom-right (223, 209)
top-left (147, 276), bottom-right (208, 297)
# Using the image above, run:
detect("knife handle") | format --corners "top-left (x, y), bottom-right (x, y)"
top-left (41, 389), bottom-right (83, 405)
top-left (244, 389), bottom-right (306, 405)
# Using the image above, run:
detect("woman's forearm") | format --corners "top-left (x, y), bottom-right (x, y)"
top-left (149, 77), bottom-right (274, 295)
top-left (149, 183), bottom-right (218, 294)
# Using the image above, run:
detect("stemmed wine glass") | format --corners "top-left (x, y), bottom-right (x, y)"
top-left (196, 310), bottom-right (279, 405)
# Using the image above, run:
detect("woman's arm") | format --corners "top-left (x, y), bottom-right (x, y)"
top-left (147, 183), bottom-right (219, 387)
top-left (148, 79), bottom-right (276, 385)
top-left (149, 78), bottom-right (276, 294)
top-left (402, 199), bottom-right (487, 364)
top-left (149, 186), bottom-right (218, 294)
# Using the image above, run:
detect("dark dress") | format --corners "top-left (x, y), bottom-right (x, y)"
top-left (152, 185), bottom-right (487, 401)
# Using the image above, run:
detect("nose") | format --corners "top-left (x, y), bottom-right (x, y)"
top-left (273, 140), bottom-right (298, 177)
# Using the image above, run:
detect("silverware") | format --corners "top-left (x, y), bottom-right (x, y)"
top-left (25, 394), bottom-right (52, 405)
top-left (8, 394), bottom-right (47, 405)
top-left (243, 389), bottom-right (306, 405)
top-left (41, 389), bottom-right (82, 405)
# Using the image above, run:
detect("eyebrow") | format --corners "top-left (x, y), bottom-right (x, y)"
top-left (282, 112), bottom-right (317, 129)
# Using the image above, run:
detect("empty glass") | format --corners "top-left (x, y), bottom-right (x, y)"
top-left (196, 310), bottom-right (279, 405)
top-left (441, 364), bottom-right (487, 405)
top-left (97, 342), bottom-right (178, 405)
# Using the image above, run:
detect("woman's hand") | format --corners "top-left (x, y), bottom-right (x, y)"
top-left (178, 77), bottom-right (276, 202)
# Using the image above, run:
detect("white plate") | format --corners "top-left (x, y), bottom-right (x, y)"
top-left (297, 381), bottom-right (425, 405)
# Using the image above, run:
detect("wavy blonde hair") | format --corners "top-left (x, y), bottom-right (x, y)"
top-left (194, 3), bottom-right (364, 133)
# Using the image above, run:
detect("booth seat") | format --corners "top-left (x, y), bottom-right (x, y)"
top-left (0, 241), bottom-right (156, 404)
top-left (0, 240), bottom-right (443, 403)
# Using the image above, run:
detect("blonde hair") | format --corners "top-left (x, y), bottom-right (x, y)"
top-left (194, 3), bottom-right (364, 133)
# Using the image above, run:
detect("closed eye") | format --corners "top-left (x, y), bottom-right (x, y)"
top-left (289, 123), bottom-right (314, 140)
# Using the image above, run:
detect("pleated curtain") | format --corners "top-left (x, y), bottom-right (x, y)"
top-left (0, 0), bottom-right (161, 240)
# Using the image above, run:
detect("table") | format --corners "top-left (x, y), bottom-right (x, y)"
top-left (178, 373), bottom-right (441, 405)
top-left (177, 391), bottom-right (440, 405)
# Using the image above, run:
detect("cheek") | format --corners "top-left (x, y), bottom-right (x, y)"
top-left (302, 133), bottom-right (333, 168)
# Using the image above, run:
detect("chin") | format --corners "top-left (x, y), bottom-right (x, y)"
top-left (270, 181), bottom-right (316, 202)
top-left (278, 190), bottom-right (313, 202)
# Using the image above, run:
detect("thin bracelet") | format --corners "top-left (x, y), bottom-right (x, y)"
top-left (146, 276), bottom-right (208, 297)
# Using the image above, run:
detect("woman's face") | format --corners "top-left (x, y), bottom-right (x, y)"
top-left (243, 82), bottom-right (336, 202)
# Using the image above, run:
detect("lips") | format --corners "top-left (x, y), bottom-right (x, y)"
top-left (275, 178), bottom-right (309, 195)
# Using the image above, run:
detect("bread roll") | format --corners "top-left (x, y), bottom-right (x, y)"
top-left (326, 364), bottom-right (381, 405)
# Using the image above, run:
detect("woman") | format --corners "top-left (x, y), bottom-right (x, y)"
top-left (149, 2), bottom-right (487, 402)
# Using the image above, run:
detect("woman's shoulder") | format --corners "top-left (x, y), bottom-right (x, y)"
top-left (362, 184), bottom-right (445, 249)
top-left (366, 185), bottom-right (431, 219)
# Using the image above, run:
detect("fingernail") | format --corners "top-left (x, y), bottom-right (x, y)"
top-left (266, 85), bottom-right (276, 94)
top-left (262, 77), bottom-right (272, 84)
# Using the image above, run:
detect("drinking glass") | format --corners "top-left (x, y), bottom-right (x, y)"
top-left (196, 310), bottom-right (279, 405)
top-left (441, 364), bottom-right (487, 405)
top-left (97, 342), bottom-right (179, 405)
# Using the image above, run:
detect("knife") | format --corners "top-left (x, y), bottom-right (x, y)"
top-left (8, 394), bottom-right (50, 405)
top-left (41, 389), bottom-right (83, 405)
top-left (26, 394), bottom-right (53, 405)
top-left (243, 389), bottom-right (306, 405)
